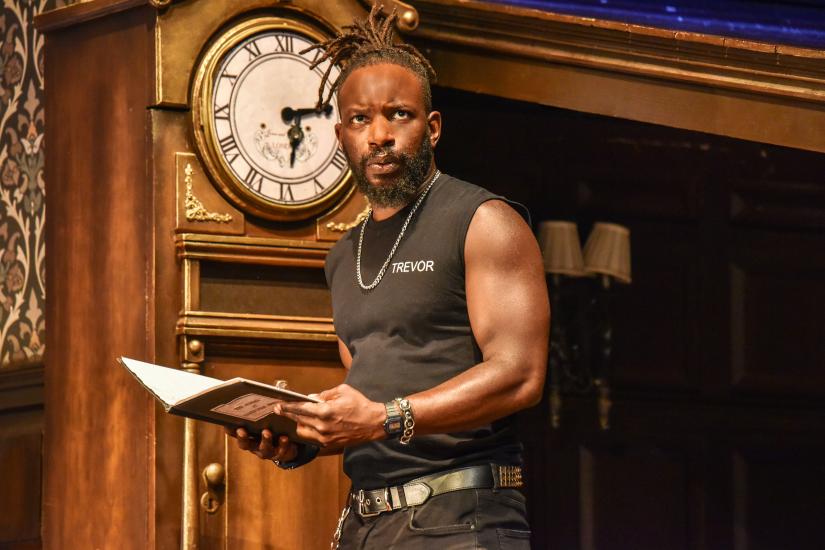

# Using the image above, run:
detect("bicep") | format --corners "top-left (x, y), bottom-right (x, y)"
top-left (464, 201), bottom-right (550, 364)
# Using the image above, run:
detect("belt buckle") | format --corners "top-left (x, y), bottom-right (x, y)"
top-left (356, 489), bottom-right (391, 517)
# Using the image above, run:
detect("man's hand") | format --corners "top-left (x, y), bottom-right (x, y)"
top-left (275, 384), bottom-right (385, 450)
top-left (224, 427), bottom-right (299, 463)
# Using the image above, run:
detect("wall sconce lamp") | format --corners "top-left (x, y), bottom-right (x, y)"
top-left (537, 221), bottom-right (631, 430)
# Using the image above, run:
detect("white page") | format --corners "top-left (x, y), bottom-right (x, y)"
top-left (119, 357), bottom-right (224, 408)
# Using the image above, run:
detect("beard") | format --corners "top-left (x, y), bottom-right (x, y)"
top-left (347, 132), bottom-right (434, 209)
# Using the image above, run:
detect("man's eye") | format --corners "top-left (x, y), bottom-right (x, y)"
top-left (393, 110), bottom-right (410, 119)
top-left (351, 114), bottom-right (367, 123)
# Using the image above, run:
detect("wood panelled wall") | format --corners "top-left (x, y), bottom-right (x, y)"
top-left (432, 85), bottom-right (825, 550)
top-left (0, 365), bottom-right (42, 550)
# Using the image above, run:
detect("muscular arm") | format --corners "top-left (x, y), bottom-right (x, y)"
top-left (409, 200), bottom-right (549, 433)
top-left (276, 200), bottom-right (549, 449)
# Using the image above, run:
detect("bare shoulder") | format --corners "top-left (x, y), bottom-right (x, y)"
top-left (465, 199), bottom-right (539, 267)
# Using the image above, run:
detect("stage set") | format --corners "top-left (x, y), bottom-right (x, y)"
top-left (0, 0), bottom-right (824, 548)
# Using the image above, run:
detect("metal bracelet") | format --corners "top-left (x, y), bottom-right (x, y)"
top-left (395, 397), bottom-right (415, 445)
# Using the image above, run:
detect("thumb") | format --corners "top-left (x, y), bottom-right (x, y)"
top-left (318, 385), bottom-right (345, 401)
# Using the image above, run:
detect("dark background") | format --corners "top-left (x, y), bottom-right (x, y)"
top-left (434, 84), bottom-right (825, 549)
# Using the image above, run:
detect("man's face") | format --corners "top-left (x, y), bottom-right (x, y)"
top-left (335, 63), bottom-right (441, 208)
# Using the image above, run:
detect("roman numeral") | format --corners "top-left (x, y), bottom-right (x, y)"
top-left (279, 184), bottom-right (295, 202)
top-left (214, 103), bottom-right (231, 120)
top-left (243, 167), bottom-right (264, 192)
top-left (330, 149), bottom-right (347, 171)
top-left (275, 35), bottom-right (294, 53)
top-left (313, 178), bottom-right (325, 192)
top-left (220, 72), bottom-right (238, 86)
top-left (219, 135), bottom-right (239, 164)
top-left (309, 48), bottom-right (324, 65)
top-left (244, 41), bottom-right (262, 60)
top-left (219, 135), bottom-right (237, 154)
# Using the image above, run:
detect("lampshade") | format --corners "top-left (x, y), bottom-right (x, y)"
top-left (582, 222), bottom-right (632, 284)
top-left (536, 221), bottom-right (587, 277)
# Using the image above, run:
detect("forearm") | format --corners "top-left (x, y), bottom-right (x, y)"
top-left (406, 354), bottom-right (546, 436)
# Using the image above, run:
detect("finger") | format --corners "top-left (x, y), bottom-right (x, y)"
top-left (257, 430), bottom-right (276, 458)
top-left (317, 387), bottom-right (341, 401)
top-left (273, 436), bottom-right (298, 462)
top-left (294, 423), bottom-right (327, 446)
top-left (238, 436), bottom-right (256, 451)
top-left (236, 428), bottom-right (260, 451)
top-left (278, 407), bottom-right (326, 426)
top-left (278, 402), bottom-right (320, 418)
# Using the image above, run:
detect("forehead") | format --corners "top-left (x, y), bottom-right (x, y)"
top-left (338, 63), bottom-right (425, 109)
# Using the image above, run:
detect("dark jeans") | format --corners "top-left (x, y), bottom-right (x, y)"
top-left (338, 487), bottom-right (532, 549)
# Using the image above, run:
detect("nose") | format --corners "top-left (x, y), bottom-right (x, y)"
top-left (368, 115), bottom-right (394, 149)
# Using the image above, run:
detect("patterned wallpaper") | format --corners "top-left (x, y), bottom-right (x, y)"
top-left (0, 0), bottom-right (59, 368)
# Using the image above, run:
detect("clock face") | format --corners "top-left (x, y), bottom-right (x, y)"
top-left (192, 19), bottom-right (352, 221)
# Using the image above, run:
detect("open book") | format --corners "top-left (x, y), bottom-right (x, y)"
top-left (118, 357), bottom-right (321, 444)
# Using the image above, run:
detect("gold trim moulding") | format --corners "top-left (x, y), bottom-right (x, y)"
top-left (176, 233), bottom-right (332, 266)
top-left (409, 0), bottom-right (825, 104)
top-left (177, 311), bottom-right (336, 343)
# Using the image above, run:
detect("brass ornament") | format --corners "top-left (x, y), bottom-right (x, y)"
top-left (191, 17), bottom-right (352, 222)
top-left (200, 462), bottom-right (226, 515)
top-left (325, 203), bottom-right (370, 232)
top-left (184, 163), bottom-right (233, 223)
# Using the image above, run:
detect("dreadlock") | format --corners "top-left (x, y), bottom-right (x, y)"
top-left (301, 4), bottom-right (437, 112)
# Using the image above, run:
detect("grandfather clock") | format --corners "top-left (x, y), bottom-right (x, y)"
top-left (37, 1), bottom-right (419, 548)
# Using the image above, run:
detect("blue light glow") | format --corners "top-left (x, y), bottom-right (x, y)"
top-left (483, 0), bottom-right (825, 48)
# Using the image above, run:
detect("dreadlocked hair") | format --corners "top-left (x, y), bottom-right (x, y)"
top-left (301, 4), bottom-right (437, 112)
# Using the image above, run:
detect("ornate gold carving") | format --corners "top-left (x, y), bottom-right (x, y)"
top-left (184, 163), bottom-right (233, 224)
top-left (325, 204), bottom-right (370, 232)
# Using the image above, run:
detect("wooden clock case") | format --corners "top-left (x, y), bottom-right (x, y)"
top-left (38, 1), bottom-right (375, 548)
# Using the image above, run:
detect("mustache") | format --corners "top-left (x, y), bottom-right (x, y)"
top-left (361, 146), bottom-right (406, 166)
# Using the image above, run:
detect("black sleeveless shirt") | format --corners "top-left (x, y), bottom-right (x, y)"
top-left (324, 173), bottom-right (530, 490)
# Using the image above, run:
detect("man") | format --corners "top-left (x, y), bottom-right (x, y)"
top-left (228, 6), bottom-right (549, 548)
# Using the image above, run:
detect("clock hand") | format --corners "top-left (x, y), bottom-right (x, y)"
top-left (282, 105), bottom-right (332, 167)
top-left (288, 122), bottom-right (305, 168)
top-left (281, 103), bottom-right (333, 124)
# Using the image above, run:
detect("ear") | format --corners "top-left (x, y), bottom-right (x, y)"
top-left (335, 122), bottom-right (342, 145)
top-left (427, 111), bottom-right (442, 148)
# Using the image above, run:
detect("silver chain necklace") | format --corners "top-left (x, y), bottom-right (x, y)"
top-left (356, 170), bottom-right (441, 291)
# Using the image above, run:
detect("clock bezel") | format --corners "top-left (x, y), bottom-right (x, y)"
top-left (191, 17), bottom-right (352, 222)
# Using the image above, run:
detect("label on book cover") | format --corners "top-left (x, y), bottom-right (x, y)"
top-left (211, 393), bottom-right (282, 422)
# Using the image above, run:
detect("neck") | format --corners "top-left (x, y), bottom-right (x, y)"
top-left (370, 164), bottom-right (438, 222)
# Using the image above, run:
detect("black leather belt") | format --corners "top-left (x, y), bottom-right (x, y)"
top-left (354, 464), bottom-right (524, 517)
